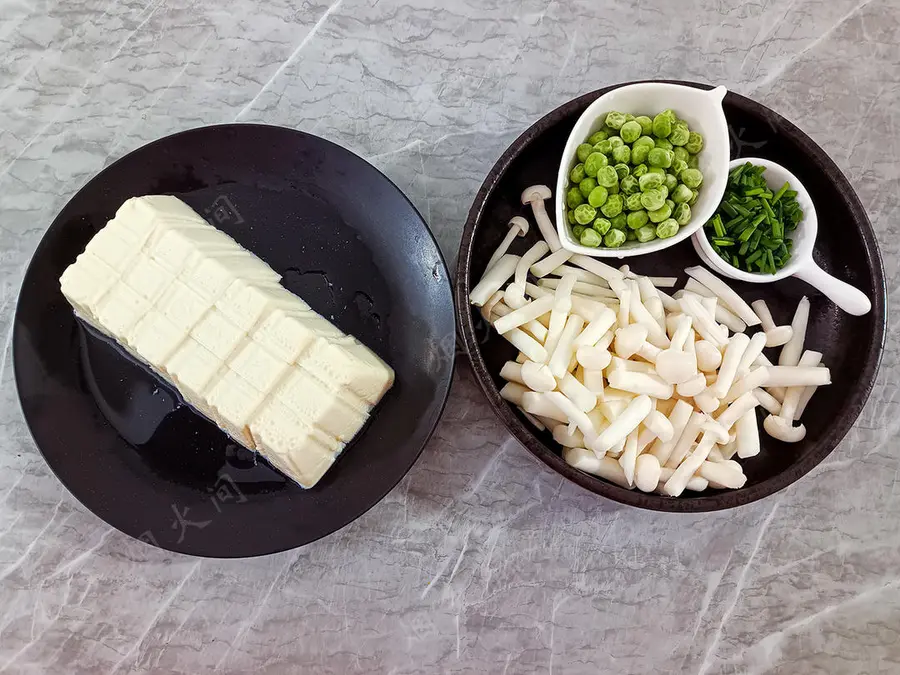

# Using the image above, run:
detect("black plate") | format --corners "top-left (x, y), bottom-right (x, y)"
top-left (456, 81), bottom-right (886, 512)
top-left (14, 124), bottom-right (455, 556)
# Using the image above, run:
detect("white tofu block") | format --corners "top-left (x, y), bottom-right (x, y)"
top-left (215, 279), bottom-right (298, 332)
top-left (123, 255), bottom-right (174, 302)
top-left (128, 311), bottom-right (186, 366)
top-left (93, 285), bottom-right (149, 340)
top-left (206, 369), bottom-right (267, 445)
top-left (181, 252), bottom-right (281, 301)
top-left (274, 369), bottom-right (367, 441)
top-left (59, 253), bottom-right (118, 317)
top-left (227, 339), bottom-right (289, 393)
top-left (301, 338), bottom-right (394, 406)
top-left (166, 337), bottom-right (222, 402)
top-left (250, 399), bottom-right (338, 488)
top-left (84, 227), bottom-right (141, 274)
top-left (252, 307), bottom-right (343, 363)
top-left (190, 309), bottom-right (246, 361)
top-left (156, 279), bottom-right (211, 332)
top-left (148, 228), bottom-right (239, 275)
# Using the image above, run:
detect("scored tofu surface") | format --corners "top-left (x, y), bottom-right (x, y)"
top-left (59, 195), bottom-right (394, 489)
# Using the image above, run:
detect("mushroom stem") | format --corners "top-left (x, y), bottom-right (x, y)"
top-left (521, 185), bottom-right (560, 251)
top-left (487, 216), bottom-right (529, 270)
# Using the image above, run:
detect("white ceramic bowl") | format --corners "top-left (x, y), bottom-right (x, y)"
top-left (692, 157), bottom-right (871, 315)
top-left (555, 82), bottom-right (730, 258)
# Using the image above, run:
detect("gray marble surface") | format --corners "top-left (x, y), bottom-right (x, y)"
top-left (1, 0), bottom-right (898, 672)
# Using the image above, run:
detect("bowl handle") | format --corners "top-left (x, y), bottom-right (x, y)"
top-left (793, 261), bottom-right (872, 316)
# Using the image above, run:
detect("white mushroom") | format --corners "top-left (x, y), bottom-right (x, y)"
top-left (644, 410), bottom-right (674, 442)
top-left (486, 216), bottom-right (530, 271)
top-left (500, 326), bottom-right (547, 363)
top-left (558, 372), bottom-right (597, 413)
top-left (709, 333), bottom-right (751, 398)
top-left (469, 254), bottom-right (519, 306)
top-left (530, 248), bottom-right (574, 278)
top-left (753, 387), bottom-right (782, 416)
top-left (635, 454), bottom-right (662, 493)
top-left (657, 468), bottom-right (709, 493)
top-left (569, 253), bottom-right (626, 285)
top-left (563, 447), bottom-right (631, 489)
top-left (480, 290), bottom-right (505, 322)
top-left (751, 299), bottom-right (794, 348)
top-left (655, 315), bottom-right (698, 385)
top-left (548, 313), bottom-right (585, 378)
top-left (694, 390), bottom-right (721, 415)
top-left (649, 400), bottom-right (695, 466)
top-left (499, 361), bottom-right (525, 385)
top-left (573, 307), bottom-right (617, 348)
top-left (676, 372), bottom-right (707, 398)
top-left (543, 274), bottom-right (576, 358)
top-left (763, 414), bottom-right (806, 443)
top-left (663, 429), bottom-right (720, 496)
top-left (581, 368), bottom-right (605, 396)
top-left (521, 185), bottom-right (561, 251)
top-left (614, 324), bottom-right (649, 359)
top-left (591, 394), bottom-right (653, 455)
top-left (715, 391), bottom-right (760, 431)
top-left (695, 340), bottom-right (722, 372)
top-left (553, 424), bottom-right (584, 448)
top-left (684, 278), bottom-right (747, 333)
top-left (520, 360), bottom-right (556, 392)
top-left (736, 331), bottom-right (768, 376)
top-left (607, 371), bottom-right (674, 399)
top-left (664, 411), bottom-right (706, 469)
top-left (698, 460), bottom-right (747, 489)
top-left (619, 430), bottom-right (640, 486)
top-left (684, 266), bottom-right (761, 326)
top-left (735, 408), bottom-right (760, 458)
top-left (499, 382), bottom-right (528, 406)
top-left (492, 294), bottom-right (555, 334)
top-left (758, 366), bottom-right (831, 388)
top-left (520, 391), bottom-right (568, 423)
top-left (778, 296), bottom-right (810, 367)
top-left (576, 344), bottom-right (612, 370)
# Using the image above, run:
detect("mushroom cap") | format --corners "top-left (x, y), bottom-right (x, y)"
top-left (520, 184), bottom-right (552, 204)
top-left (763, 414), bottom-right (807, 442)
top-left (508, 216), bottom-right (530, 236)
top-left (656, 349), bottom-right (698, 385)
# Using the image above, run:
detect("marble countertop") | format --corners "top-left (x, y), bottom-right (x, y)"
top-left (1, 0), bottom-right (898, 672)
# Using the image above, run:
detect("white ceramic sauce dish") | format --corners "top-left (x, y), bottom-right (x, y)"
top-left (555, 82), bottom-right (730, 258)
top-left (691, 157), bottom-right (872, 316)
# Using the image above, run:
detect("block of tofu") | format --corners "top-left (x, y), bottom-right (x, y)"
top-left (58, 195), bottom-right (395, 489)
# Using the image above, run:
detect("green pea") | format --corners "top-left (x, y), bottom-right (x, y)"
top-left (604, 228), bottom-right (626, 248)
top-left (627, 209), bottom-right (649, 230)
top-left (640, 186), bottom-right (667, 211)
top-left (624, 113), bottom-right (636, 122)
top-left (631, 143), bottom-right (651, 165)
top-left (638, 172), bottom-right (664, 192)
top-left (634, 135), bottom-right (655, 149)
top-left (592, 217), bottom-right (612, 235)
top-left (626, 229), bottom-right (637, 241)
top-left (612, 145), bottom-right (631, 164)
top-left (636, 225), bottom-right (657, 243)
top-left (600, 193), bottom-right (623, 218)
top-left (619, 120), bottom-right (642, 144)
top-left (576, 143), bottom-right (594, 162)
top-left (671, 183), bottom-right (693, 204)
top-left (624, 192), bottom-right (644, 211)
top-left (579, 177), bottom-right (598, 198)
top-left (580, 228), bottom-right (602, 247)
top-left (664, 173), bottom-right (678, 192)
top-left (673, 202), bottom-right (691, 225)
top-left (570, 163), bottom-right (586, 183)
top-left (648, 203), bottom-right (673, 223)
top-left (600, 124), bottom-right (615, 136)
top-left (573, 203), bottom-right (597, 224)
top-left (671, 158), bottom-right (688, 177)
top-left (583, 152), bottom-right (607, 177)
top-left (611, 212), bottom-right (628, 230)
top-left (687, 154), bottom-right (700, 169)
top-left (665, 199), bottom-right (675, 212)
top-left (607, 182), bottom-right (619, 195)
top-left (567, 209), bottom-right (576, 225)
top-left (632, 163), bottom-right (649, 177)
top-left (572, 224), bottom-right (586, 238)
top-left (685, 131), bottom-right (704, 154)
top-left (669, 124), bottom-right (690, 146)
top-left (656, 218), bottom-right (679, 239)
top-left (595, 139), bottom-right (613, 155)
top-left (566, 187), bottom-right (584, 208)
top-left (648, 166), bottom-right (666, 176)
top-left (596, 165), bottom-right (619, 188)
top-left (620, 175), bottom-right (639, 195)
top-left (672, 146), bottom-right (689, 163)
top-left (654, 138), bottom-right (674, 151)
top-left (652, 112), bottom-right (672, 138)
top-left (588, 130), bottom-right (608, 145)
top-left (688, 189), bottom-right (699, 206)
top-left (635, 116), bottom-right (653, 135)
top-left (588, 185), bottom-right (608, 208)
top-left (605, 111), bottom-right (627, 130)
top-left (680, 168), bottom-right (704, 188)
top-left (661, 109), bottom-right (678, 123)
top-left (614, 163), bottom-right (630, 180)
top-left (608, 136), bottom-right (625, 151)
top-left (648, 147), bottom-right (674, 168)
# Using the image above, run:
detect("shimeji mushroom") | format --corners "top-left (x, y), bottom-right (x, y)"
top-left (676, 373), bottom-right (707, 398)
top-left (751, 299), bottom-right (794, 348)
top-left (695, 339), bottom-right (722, 372)
top-left (499, 382), bottom-right (527, 406)
top-left (665, 411), bottom-right (706, 469)
top-left (685, 266), bottom-right (761, 327)
top-left (576, 344), bottom-right (611, 370)
top-left (764, 414), bottom-right (807, 442)
top-left (635, 454), bottom-right (662, 492)
top-left (486, 216), bottom-right (530, 271)
top-left (766, 350), bottom-right (823, 443)
top-left (709, 333), bottom-right (751, 399)
top-left (736, 331), bottom-right (768, 376)
top-left (549, 313), bottom-right (585, 378)
top-left (657, 467), bottom-right (709, 493)
top-left (521, 185), bottom-right (562, 252)
top-left (543, 274), bottom-right (577, 357)
top-left (563, 447), bottom-right (631, 489)
top-left (491, 302), bottom-right (548, 343)
top-left (592, 394), bottom-right (653, 455)
top-left (735, 408), bottom-right (760, 458)
top-left (505, 241), bottom-right (550, 308)
top-left (492, 294), bottom-right (555, 334)
top-left (758, 366), bottom-right (831, 388)
top-left (558, 372), bottom-right (597, 412)
top-left (520, 360), bottom-right (556, 392)
top-left (722, 366), bottom-right (770, 404)
top-left (530, 248), bottom-right (575, 278)
top-left (569, 253), bottom-right (625, 285)
top-left (608, 371), bottom-right (674, 399)
top-left (469, 253), bottom-right (519, 306)
top-left (684, 278), bottom-right (747, 333)
top-left (778, 296), bottom-right (811, 368)
top-left (699, 460), bottom-right (747, 489)
top-left (663, 429), bottom-right (720, 496)
top-left (648, 400), bottom-right (694, 467)
top-left (655, 315), bottom-right (698, 385)
top-left (614, 324), bottom-right (649, 359)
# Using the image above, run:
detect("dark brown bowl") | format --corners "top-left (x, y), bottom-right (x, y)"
top-left (455, 81), bottom-right (886, 512)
